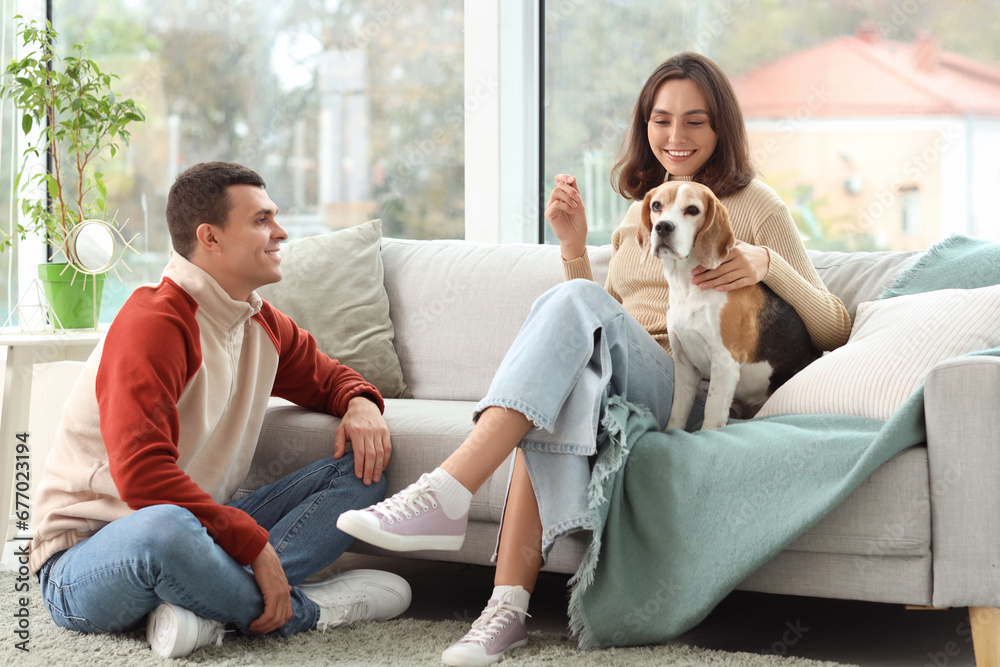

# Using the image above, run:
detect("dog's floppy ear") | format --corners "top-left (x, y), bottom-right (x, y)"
top-left (693, 193), bottom-right (735, 270)
top-left (636, 190), bottom-right (654, 264)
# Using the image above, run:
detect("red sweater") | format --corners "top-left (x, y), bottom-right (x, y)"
top-left (29, 255), bottom-right (383, 574)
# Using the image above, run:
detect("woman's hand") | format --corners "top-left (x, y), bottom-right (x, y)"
top-left (691, 241), bottom-right (770, 291)
top-left (544, 174), bottom-right (588, 261)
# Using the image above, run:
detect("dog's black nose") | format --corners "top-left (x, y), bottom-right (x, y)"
top-left (654, 220), bottom-right (675, 236)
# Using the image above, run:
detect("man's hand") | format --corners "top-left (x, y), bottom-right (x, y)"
top-left (248, 542), bottom-right (292, 634)
top-left (334, 396), bottom-right (391, 485)
top-left (691, 241), bottom-right (770, 291)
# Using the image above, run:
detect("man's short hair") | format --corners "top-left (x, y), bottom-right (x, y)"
top-left (166, 162), bottom-right (267, 258)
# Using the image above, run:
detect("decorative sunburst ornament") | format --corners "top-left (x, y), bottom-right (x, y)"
top-left (4, 219), bottom-right (139, 333)
top-left (55, 218), bottom-right (140, 280)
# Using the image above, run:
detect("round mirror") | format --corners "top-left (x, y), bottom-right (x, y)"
top-left (68, 220), bottom-right (118, 274)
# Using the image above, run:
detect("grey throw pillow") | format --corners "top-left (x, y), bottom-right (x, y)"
top-left (257, 219), bottom-right (411, 399)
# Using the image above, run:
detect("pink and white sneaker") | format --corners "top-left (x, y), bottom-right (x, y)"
top-left (441, 588), bottom-right (530, 666)
top-left (336, 473), bottom-right (468, 551)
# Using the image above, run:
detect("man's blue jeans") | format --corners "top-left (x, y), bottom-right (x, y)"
top-left (37, 454), bottom-right (385, 636)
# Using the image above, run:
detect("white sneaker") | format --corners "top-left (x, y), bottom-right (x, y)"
top-left (146, 602), bottom-right (225, 658)
top-left (299, 569), bottom-right (412, 631)
top-left (442, 588), bottom-right (530, 666)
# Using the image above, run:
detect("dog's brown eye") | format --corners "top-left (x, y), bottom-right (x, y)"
top-left (651, 201), bottom-right (662, 212)
top-left (684, 205), bottom-right (700, 216)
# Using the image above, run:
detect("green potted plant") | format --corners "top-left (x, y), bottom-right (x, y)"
top-left (0, 17), bottom-right (144, 329)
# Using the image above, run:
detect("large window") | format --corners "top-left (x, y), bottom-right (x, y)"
top-left (2, 1), bottom-right (464, 322)
top-left (543, 0), bottom-right (1000, 252)
top-left (5, 1), bottom-right (1000, 325)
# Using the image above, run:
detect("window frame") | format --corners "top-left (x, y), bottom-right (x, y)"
top-left (8, 1), bottom-right (546, 312)
top-left (464, 0), bottom-right (543, 244)
top-left (9, 0), bottom-right (49, 306)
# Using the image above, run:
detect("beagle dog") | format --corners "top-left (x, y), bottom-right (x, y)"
top-left (637, 181), bottom-right (818, 430)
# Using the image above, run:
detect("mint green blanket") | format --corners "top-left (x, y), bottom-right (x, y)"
top-left (567, 375), bottom-right (931, 649)
top-left (879, 233), bottom-right (1000, 299)
top-left (565, 236), bottom-right (1000, 649)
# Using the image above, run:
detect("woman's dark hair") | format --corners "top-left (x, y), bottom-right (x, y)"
top-left (612, 52), bottom-right (755, 201)
top-left (165, 161), bottom-right (266, 258)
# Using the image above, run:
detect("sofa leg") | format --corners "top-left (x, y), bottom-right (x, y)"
top-left (970, 606), bottom-right (1000, 667)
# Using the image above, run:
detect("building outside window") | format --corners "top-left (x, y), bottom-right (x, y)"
top-left (543, 1), bottom-right (1000, 252)
top-left (901, 186), bottom-right (921, 236)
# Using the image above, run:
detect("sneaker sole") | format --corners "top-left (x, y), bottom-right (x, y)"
top-left (442, 638), bottom-right (528, 666)
top-left (337, 513), bottom-right (465, 552)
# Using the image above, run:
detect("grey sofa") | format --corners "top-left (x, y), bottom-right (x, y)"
top-left (248, 237), bottom-right (1000, 660)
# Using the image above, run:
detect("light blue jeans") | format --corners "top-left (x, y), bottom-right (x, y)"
top-left (475, 280), bottom-right (704, 557)
top-left (37, 454), bottom-right (385, 637)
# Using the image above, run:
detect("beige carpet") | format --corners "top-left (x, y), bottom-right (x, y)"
top-left (0, 569), bottom-right (858, 666)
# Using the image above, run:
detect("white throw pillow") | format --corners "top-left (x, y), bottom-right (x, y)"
top-left (756, 285), bottom-right (1000, 420)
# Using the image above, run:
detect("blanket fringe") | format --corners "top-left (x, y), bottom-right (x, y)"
top-left (880, 233), bottom-right (970, 299)
top-left (567, 395), bottom-right (636, 650)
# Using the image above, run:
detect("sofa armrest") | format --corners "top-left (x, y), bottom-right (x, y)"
top-left (925, 355), bottom-right (1000, 608)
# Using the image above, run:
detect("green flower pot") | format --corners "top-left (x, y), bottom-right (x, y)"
top-left (37, 263), bottom-right (106, 330)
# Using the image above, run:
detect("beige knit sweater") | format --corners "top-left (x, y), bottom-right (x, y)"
top-left (563, 178), bottom-right (851, 354)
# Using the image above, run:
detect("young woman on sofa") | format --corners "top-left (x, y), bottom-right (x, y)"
top-left (338, 52), bottom-right (851, 666)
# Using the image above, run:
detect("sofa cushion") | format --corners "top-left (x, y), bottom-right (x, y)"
top-left (808, 249), bottom-right (921, 321)
top-left (380, 239), bottom-right (565, 401)
top-left (257, 220), bottom-right (411, 398)
top-left (758, 284), bottom-right (1000, 420)
top-left (380, 240), bottom-right (613, 401)
top-left (784, 446), bottom-right (930, 558)
top-left (246, 397), bottom-right (511, 524)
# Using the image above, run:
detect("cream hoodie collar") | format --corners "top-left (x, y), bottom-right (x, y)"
top-left (162, 253), bottom-right (263, 331)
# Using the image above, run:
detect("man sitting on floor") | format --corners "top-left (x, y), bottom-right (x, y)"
top-left (28, 161), bottom-right (410, 659)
